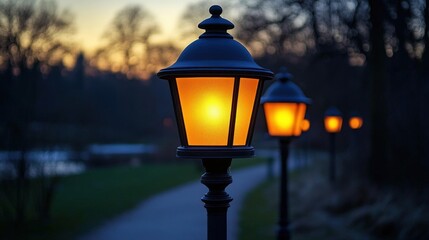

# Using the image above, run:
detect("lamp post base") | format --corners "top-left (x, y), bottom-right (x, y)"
top-left (201, 158), bottom-right (233, 240)
top-left (277, 228), bottom-right (291, 240)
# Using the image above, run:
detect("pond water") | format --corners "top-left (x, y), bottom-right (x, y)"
top-left (0, 149), bottom-right (85, 177)
top-left (0, 144), bottom-right (158, 178)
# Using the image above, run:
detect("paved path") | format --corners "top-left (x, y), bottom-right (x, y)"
top-left (80, 178), bottom-right (207, 240)
top-left (80, 150), bottom-right (285, 240)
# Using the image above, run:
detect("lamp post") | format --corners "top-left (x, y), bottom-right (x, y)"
top-left (324, 107), bottom-right (343, 183)
top-left (349, 112), bottom-right (363, 160)
top-left (261, 69), bottom-right (311, 240)
top-left (301, 119), bottom-right (310, 167)
top-left (157, 5), bottom-right (273, 240)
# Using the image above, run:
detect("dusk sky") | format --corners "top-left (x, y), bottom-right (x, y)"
top-left (57, 0), bottom-right (217, 53)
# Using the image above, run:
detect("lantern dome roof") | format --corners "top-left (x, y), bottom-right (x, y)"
top-left (157, 5), bottom-right (273, 80)
top-left (261, 68), bottom-right (311, 104)
top-left (325, 107), bottom-right (342, 117)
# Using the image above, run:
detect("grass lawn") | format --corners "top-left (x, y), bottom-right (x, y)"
top-left (1, 157), bottom-right (266, 240)
top-left (238, 177), bottom-right (279, 240)
top-left (2, 163), bottom-right (201, 240)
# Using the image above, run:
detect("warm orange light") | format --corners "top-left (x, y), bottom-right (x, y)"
top-left (349, 117), bottom-right (363, 129)
top-left (324, 116), bottom-right (343, 133)
top-left (176, 77), bottom-right (258, 146)
top-left (233, 78), bottom-right (259, 145)
top-left (301, 119), bottom-right (310, 132)
top-left (263, 103), bottom-right (306, 137)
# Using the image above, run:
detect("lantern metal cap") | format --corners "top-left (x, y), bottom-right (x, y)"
top-left (260, 68), bottom-right (311, 104)
top-left (157, 5), bottom-right (273, 80)
top-left (349, 111), bottom-right (361, 118)
top-left (325, 107), bottom-right (342, 117)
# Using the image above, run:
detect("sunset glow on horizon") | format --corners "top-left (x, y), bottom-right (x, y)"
top-left (57, 0), bottom-right (212, 54)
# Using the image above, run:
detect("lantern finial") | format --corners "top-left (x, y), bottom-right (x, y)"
top-left (275, 67), bottom-right (293, 83)
top-left (209, 5), bottom-right (222, 16)
top-left (198, 5), bottom-right (234, 39)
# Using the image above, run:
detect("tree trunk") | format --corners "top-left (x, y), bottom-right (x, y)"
top-left (422, 0), bottom-right (429, 64)
top-left (368, 0), bottom-right (389, 183)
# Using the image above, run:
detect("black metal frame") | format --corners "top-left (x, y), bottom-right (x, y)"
top-left (177, 146), bottom-right (254, 158)
top-left (168, 79), bottom-right (188, 146)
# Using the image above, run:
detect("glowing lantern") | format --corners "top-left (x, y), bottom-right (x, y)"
top-left (349, 115), bottom-right (363, 130)
top-left (157, 6), bottom-right (273, 158)
top-left (261, 69), bottom-right (311, 138)
top-left (324, 107), bottom-right (343, 133)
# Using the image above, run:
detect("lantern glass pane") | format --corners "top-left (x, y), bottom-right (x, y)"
top-left (263, 103), bottom-right (299, 137)
top-left (349, 117), bottom-right (363, 129)
top-left (292, 103), bottom-right (307, 136)
top-left (177, 77), bottom-right (234, 146)
top-left (324, 116), bottom-right (343, 133)
top-left (233, 78), bottom-right (259, 146)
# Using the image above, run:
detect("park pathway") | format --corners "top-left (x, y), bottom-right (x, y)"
top-left (80, 149), bottom-right (286, 240)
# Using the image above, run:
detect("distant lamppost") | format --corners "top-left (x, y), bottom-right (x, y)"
top-left (157, 5), bottom-right (273, 240)
top-left (301, 119), bottom-right (310, 166)
top-left (349, 113), bottom-right (363, 130)
top-left (324, 107), bottom-right (343, 183)
top-left (261, 69), bottom-right (311, 240)
top-left (349, 112), bottom-right (363, 159)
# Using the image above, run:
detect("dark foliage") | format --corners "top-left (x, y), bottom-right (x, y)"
top-left (232, 0), bottom-right (429, 185)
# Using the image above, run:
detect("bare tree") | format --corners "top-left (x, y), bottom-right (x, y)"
top-left (367, 0), bottom-right (388, 183)
top-left (145, 43), bottom-right (180, 75)
top-left (178, 0), bottom-right (233, 43)
top-left (0, 0), bottom-right (74, 73)
top-left (236, 0), bottom-right (313, 58)
top-left (95, 5), bottom-right (159, 78)
top-left (424, 0), bottom-right (429, 63)
top-left (0, 0), bottom-right (74, 226)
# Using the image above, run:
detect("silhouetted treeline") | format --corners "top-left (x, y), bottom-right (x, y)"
top-left (231, 0), bottom-right (429, 185)
top-left (0, 56), bottom-right (175, 151)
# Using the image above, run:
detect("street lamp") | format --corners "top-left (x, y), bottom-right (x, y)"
top-left (261, 69), bottom-right (311, 240)
top-left (349, 112), bottom-right (363, 160)
top-left (349, 113), bottom-right (363, 130)
top-left (157, 5), bottom-right (273, 240)
top-left (324, 107), bottom-right (343, 183)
